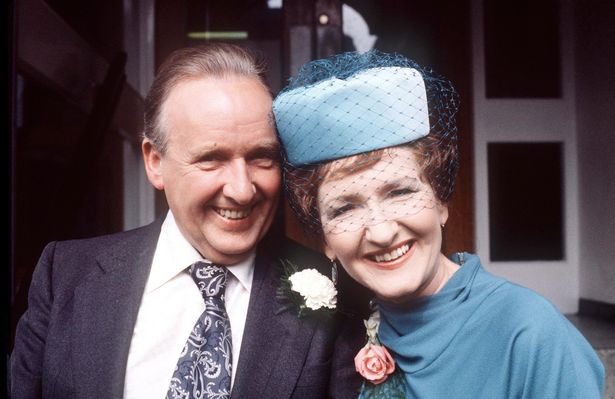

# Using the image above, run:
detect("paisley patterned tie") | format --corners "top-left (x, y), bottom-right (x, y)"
top-left (167, 261), bottom-right (233, 399)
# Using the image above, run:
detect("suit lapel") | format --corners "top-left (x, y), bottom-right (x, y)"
top-left (231, 252), bottom-right (317, 399)
top-left (70, 221), bottom-right (161, 399)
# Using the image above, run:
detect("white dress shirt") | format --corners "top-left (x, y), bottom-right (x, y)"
top-left (123, 211), bottom-right (254, 398)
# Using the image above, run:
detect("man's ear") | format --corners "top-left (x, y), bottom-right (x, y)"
top-left (142, 138), bottom-right (164, 190)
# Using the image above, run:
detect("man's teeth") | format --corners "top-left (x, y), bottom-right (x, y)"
top-left (372, 244), bottom-right (410, 263)
top-left (216, 208), bottom-right (251, 220)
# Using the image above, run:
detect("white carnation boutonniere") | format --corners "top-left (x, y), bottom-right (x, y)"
top-left (290, 269), bottom-right (337, 310)
top-left (276, 259), bottom-right (337, 319)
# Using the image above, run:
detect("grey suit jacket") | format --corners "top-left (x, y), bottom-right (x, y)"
top-left (10, 219), bottom-right (365, 398)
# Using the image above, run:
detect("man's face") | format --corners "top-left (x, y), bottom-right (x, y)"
top-left (143, 76), bottom-right (281, 265)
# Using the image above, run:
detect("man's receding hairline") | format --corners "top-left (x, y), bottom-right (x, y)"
top-left (157, 73), bottom-right (273, 145)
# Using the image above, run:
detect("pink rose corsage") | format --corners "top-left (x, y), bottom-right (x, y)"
top-left (354, 343), bottom-right (396, 384)
top-left (354, 308), bottom-right (396, 385)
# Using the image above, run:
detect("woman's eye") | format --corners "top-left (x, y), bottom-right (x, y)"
top-left (329, 203), bottom-right (355, 219)
top-left (388, 188), bottom-right (417, 197)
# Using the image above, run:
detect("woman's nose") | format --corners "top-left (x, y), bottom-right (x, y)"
top-left (222, 159), bottom-right (256, 205)
top-left (364, 218), bottom-right (399, 247)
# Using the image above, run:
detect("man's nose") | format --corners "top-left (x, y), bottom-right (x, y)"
top-left (222, 159), bottom-right (256, 205)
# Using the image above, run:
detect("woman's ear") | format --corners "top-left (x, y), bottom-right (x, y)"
top-left (439, 203), bottom-right (449, 227)
top-left (323, 243), bottom-right (336, 261)
top-left (142, 139), bottom-right (165, 190)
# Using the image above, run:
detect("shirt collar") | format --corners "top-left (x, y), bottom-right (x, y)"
top-left (226, 252), bottom-right (254, 293)
top-left (146, 211), bottom-right (255, 293)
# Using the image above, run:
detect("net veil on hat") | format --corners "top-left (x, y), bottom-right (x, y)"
top-left (273, 50), bottom-right (460, 236)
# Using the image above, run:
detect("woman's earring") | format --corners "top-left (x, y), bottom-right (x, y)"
top-left (440, 223), bottom-right (446, 229)
top-left (369, 298), bottom-right (378, 312)
top-left (330, 258), bottom-right (338, 286)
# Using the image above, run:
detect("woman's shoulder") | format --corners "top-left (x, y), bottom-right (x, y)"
top-left (460, 254), bottom-right (604, 395)
top-left (494, 280), bottom-right (561, 317)
top-left (462, 262), bottom-right (568, 334)
top-left (487, 280), bottom-right (605, 396)
top-left (459, 253), bottom-right (565, 326)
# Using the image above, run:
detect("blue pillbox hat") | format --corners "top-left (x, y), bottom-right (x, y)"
top-left (273, 66), bottom-right (430, 166)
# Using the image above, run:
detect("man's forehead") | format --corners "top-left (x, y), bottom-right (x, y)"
top-left (162, 76), bottom-right (275, 141)
top-left (179, 75), bottom-right (270, 98)
top-left (186, 135), bottom-right (279, 153)
top-left (164, 75), bottom-right (270, 109)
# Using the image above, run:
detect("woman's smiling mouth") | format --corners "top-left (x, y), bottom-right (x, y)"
top-left (365, 240), bottom-right (414, 263)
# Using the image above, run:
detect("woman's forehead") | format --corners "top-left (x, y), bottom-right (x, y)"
top-left (324, 147), bottom-right (419, 181)
top-left (319, 147), bottom-right (421, 195)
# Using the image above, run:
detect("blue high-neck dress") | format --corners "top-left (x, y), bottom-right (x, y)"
top-left (374, 253), bottom-right (604, 398)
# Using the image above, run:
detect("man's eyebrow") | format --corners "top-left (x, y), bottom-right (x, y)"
top-left (184, 142), bottom-right (227, 161)
top-left (246, 141), bottom-right (281, 157)
top-left (252, 139), bottom-right (280, 150)
top-left (188, 140), bottom-right (280, 160)
top-left (191, 142), bottom-right (219, 152)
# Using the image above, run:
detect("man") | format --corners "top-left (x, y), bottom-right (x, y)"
top-left (11, 44), bottom-right (364, 398)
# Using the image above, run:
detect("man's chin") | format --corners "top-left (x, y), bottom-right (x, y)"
top-left (205, 239), bottom-right (258, 264)
top-left (199, 220), bottom-right (271, 263)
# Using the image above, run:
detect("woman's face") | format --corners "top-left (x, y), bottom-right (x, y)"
top-left (318, 147), bottom-right (451, 302)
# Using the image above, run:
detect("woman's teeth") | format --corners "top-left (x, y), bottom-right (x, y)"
top-left (216, 208), bottom-right (251, 220)
top-left (372, 243), bottom-right (410, 263)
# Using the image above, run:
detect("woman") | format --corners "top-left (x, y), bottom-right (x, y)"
top-left (273, 50), bottom-right (604, 398)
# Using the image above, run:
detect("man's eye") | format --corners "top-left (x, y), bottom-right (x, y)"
top-left (249, 151), bottom-right (280, 168)
top-left (250, 157), bottom-right (276, 168)
top-left (197, 157), bottom-right (223, 169)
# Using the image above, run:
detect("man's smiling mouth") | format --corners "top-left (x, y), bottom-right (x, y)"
top-left (214, 207), bottom-right (252, 220)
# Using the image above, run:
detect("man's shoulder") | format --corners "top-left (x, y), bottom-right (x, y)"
top-left (55, 217), bottom-right (163, 253)
top-left (279, 238), bottom-right (329, 270)
top-left (258, 234), bottom-right (329, 270)
top-left (40, 218), bottom-right (163, 279)
top-left (259, 234), bottom-right (372, 319)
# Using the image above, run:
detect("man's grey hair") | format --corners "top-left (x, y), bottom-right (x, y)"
top-left (143, 43), bottom-right (268, 154)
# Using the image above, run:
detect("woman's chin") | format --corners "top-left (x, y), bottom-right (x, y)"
top-left (372, 284), bottom-right (419, 303)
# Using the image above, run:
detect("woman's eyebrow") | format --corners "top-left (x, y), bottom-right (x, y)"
top-left (321, 176), bottom-right (419, 207)
top-left (377, 177), bottom-right (421, 192)
top-left (322, 192), bottom-right (364, 208)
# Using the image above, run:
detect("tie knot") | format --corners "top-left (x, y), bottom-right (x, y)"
top-left (189, 261), bottom-right (228, 300)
